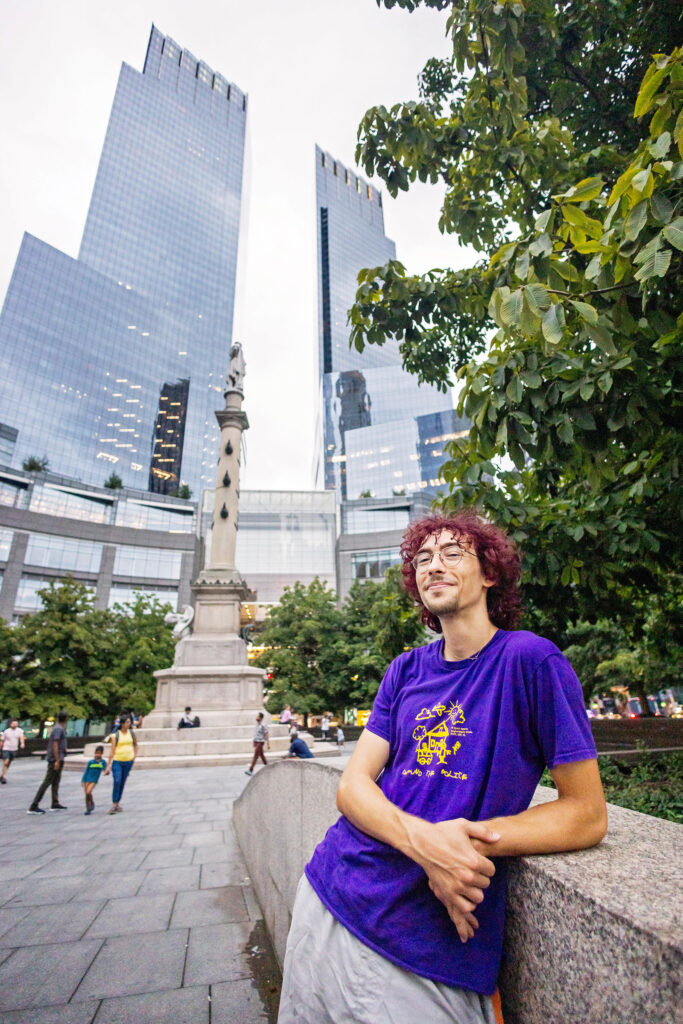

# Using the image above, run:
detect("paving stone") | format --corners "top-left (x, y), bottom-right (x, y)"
top-left (67, 870), bottom-right (147, 902)
top-left (0, 859), bottom-right (51, 882)
top-left (184, 921), bottom-right (255, 985)
top-left (94, 985), bottom-right (209, 1024)
top-left (0, 939), bottom-right (103, 1011)
top-left (171, 886), bottom-right (248, 928)
top-left (84, 893), bottom-right (174, 937)
top-left (191, 845), bottom-right (236, 865)
top-left (182, 829), bottom-right (225, 847)
top-left (200, 860), bottom-right (249, 888)
top-left (174, 820), bottom-right (215, 834)
top-left (0, 901), bottom-right (104, 947)
top-left (211, 978), bottom-right (278, 1023)
top-left (139, 846), bottom-right (195, 870)
top-left (73, 928), bottom-right (188, 1001)
top-left (2, 1001), bottom-right (99, 1023)
top-left (5, 875), bottom-right (84, 908)
top-left (137, 865), bottom-right (200, 894)
top-left (0, 906), bottom-right (33, 940)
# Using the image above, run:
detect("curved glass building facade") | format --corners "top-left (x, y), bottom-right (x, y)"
top-left (0, 26), bottom-right (247, 497)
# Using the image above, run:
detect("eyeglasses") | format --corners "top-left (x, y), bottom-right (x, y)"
top-left (411, 545), bottom-right (474, 572)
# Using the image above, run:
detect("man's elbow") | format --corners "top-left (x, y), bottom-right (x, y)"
top-left (578, 800), bottom-right (608, 849)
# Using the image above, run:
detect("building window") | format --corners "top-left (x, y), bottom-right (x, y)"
top-left (113, 545), bottom-right (182, 580)
top-left (351, 548), bottom-right (401, 581)
top-left (0, 527), bottom-right (13, 561)
top-left (25, 534), bottom-right (102, 574)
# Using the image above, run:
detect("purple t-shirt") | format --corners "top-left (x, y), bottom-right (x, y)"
top-left (305, 630), bottom-right (596, 994)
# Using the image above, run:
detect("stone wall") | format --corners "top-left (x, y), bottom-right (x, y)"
top-left (233, 760), bottom-right (682, 1024)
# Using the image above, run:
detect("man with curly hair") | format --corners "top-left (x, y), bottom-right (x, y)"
top-left (277, 512), bottom-right (607, 1024)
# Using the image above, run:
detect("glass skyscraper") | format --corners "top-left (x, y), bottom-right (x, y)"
top-left (0, 26), bottom-right (247, 497)
top-left (315, 146), bottom-right (463, 502)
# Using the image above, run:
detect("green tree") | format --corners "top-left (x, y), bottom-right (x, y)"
top-left (255, 579), bottom-right (347, 720)
top-left (341, 566), bottom-right (427, 706)
top-left (349, 1), bottom-right (682, 633)
top-left (170, 484), bottom-right (193, 499)
top-left (22, 455), bottom-right (49, 473)
top-left (104, 472), bottom-right (123, 489)
top-left (106, 592), bottom-right (176, 714)
top-left (563, 620), bottom-right (627, 701)
top-left (11, 578), bottom-right (116, 721)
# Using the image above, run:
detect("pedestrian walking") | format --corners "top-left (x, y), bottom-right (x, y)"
top-left (27, 712), bottom-right (69, 814)
top-left (320, 713), bottom-right (330, 743)
top-left (336, 726), bottom-right (345, 750)
top-left (103, 713), bottom-right (138, 813)
top-left (81, 745), bottom-right (107, 814)
top-left (1, 718), bottom-right (25, 783)
top-left (245, 712), bottom-right (270, 776)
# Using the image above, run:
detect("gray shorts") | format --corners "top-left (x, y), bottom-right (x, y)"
top-left (277, 875), bottom-right (495, 1024)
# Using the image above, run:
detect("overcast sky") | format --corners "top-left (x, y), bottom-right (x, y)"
top-left (0, 0), bottom-right (471, 491)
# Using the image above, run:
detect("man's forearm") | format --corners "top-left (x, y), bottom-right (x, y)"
top-left (473, 792), bottom-right (608, 858)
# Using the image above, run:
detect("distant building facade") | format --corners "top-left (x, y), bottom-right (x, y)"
top-left (0, 466), bottom-right (199, 623)
top-left (314, 146), bottom-right (462, 503)
top-left (335, 493), bottom-right (433, 599)
top-left (0, 26), bottom-right (247, 498)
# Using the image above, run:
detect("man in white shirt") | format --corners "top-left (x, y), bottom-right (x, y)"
top-left (1, 719), bottom-right (25, 783)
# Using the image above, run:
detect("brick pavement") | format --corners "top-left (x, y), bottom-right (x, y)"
top-left (0, 758), bottom-right (283, 1023)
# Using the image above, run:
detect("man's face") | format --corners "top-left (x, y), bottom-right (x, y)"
top-left (415, 529), bottom-right (493, 623)
top-left (10, 721), bottom-right (18, 729)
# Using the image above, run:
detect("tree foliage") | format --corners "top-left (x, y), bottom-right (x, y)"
top-left (349, 1), bottom-right (682, 634)
top-left (256, 572), bottom-right (427, 715)
top-left (340, 566), bottom-right (428, 706)
top-left (0, 579), bottom-right (175, 722)
top-left (256, 580), bottom-right (347, 718)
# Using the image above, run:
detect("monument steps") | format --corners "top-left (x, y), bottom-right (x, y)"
top-left (64, 739), bottom-right (340, 771)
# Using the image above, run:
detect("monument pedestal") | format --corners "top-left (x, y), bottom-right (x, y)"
top-left (75, 371), bottom-right (339, 768)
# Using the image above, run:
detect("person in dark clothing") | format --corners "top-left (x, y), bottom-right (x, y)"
top-left (28, 712), bottom-right (69, 813)
top-left (288, 731), bottom-right (313, 759)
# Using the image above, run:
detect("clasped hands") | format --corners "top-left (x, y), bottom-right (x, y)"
top-left (416, 818), bottom-right (500, 943)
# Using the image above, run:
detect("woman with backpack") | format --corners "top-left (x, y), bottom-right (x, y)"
top-left (103, 713), bottom-right (138, 814)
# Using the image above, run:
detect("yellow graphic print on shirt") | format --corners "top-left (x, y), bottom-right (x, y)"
top-left (411, 700), bottom-right (472, 778)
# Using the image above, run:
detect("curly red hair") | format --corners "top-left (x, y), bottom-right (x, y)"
top-left (400, 511), bottom-right (522, 632)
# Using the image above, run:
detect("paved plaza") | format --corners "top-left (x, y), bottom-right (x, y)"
top-left (0, 758), bottom-right (289, 1023)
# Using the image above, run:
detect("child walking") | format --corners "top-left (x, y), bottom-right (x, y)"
top-left (81, 745), bottom-right (106, 815)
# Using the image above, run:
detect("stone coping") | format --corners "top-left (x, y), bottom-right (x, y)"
top-left (233, 761), bottom-right (682, 1024)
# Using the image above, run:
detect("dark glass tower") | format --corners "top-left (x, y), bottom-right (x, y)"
top-left (315, 146), bottom-right (459, 501)
top-left (0, 26), bottom-right (247, 496)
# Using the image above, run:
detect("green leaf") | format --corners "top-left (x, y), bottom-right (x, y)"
top-left (505, 375), bottom-right (523, 403)
top-left (524, 284), bottom-right (551, 316)
top-left (634, 65), bottom-right (667, 118)
top-left (662, 217), bottom-right (683, 251)
top-left (648, 132), bottom-right (671, 159)
top-left (585, 322), bottom-right (617, 355)
top-left (634, 248), bottom-right (672, 281)
top-left (500, 290), bottom-right (523, 327)
top-left (557, 419), bottom-right (574, 444)
top-left (562, 205), bottom-right (604, 239)
top-left (650, 193), bottom-right (674, 224)
top-left (624, 200), bottom-right (648, 241)
top-left (569, 300), bottom-right (598, 325)
top-left (558, 176), bottom-right (604, 203)
top-left (580, 382), bottom-right (595, 401)
top-left (541, 304), bottom-right (563, 345)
